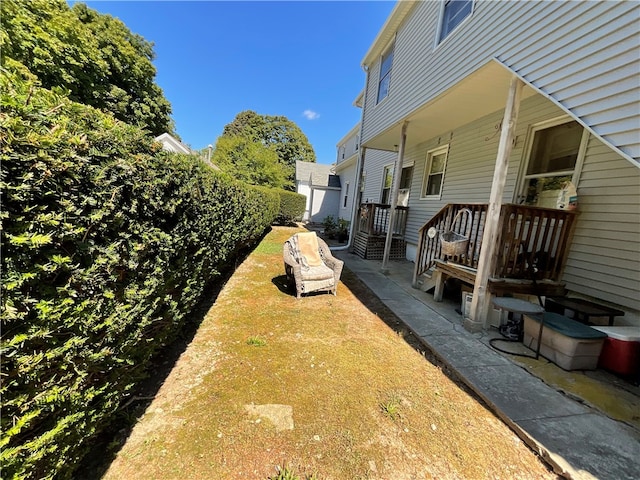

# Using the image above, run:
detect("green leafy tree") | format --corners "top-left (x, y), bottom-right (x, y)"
top-left (212, 136), bottom-right (288, 189)
top-left (221, 110), bottom-right (316, 188)
top-left (0, 0), bottom-right (175, 136)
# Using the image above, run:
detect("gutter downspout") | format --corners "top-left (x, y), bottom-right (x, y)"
top-left (331, 65), bottom-right (370, 252)
top-left (381, 121), bottom-right (408, 273)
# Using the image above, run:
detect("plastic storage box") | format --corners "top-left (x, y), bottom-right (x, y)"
top-left (523, 312), bottom-right (606, 370)
top-left (591, 326), bottom-right (640, 377)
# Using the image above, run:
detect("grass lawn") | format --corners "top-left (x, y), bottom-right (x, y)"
top-left (102, 226), bottom-right (556, 480)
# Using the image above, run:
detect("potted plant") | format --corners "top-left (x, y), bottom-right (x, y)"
top-left (337, 218), bottom-right (350, 243)
top-left (322, 215), bottom-right (338, 239)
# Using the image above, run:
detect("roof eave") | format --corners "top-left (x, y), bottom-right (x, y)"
top-left (361, 1), bottom-right (418, 67)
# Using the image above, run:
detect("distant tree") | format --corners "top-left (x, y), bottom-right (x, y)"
top-left (221, 110), bottom-right (316, 189)
top-left (212, 136), bottom-right (288, 189)
top-left (0, 0), bottom-right (175, 136)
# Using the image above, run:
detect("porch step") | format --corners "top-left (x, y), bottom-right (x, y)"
top-left (415, 268), bottom-right (436, 293)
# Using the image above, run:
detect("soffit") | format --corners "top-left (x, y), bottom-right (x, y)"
top-left (362, 1), bottom-right (419, 67)
top-left (362, 61), bottom-right (537, 152)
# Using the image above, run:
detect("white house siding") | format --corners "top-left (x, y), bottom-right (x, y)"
top-left (298, 182), bottom-right (312, 222)
top-left (310, 188), bottom-right (341, 224)
top-left (563, 135), bottom-right (640, 318)
top-left (361, 149), bottom-right (397, 204)
top-left (362, 0), bottom-right (640, 164)
top-left (335, 159), bottom-right (357, 223)
top-left (338, 128), bottom-right (360, 164)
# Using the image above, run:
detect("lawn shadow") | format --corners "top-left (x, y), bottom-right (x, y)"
top-left (74, 233), bottom-right (268, 480)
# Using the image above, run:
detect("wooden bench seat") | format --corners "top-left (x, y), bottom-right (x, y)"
top-left (432, 260), bottom-right (566, 301)
top-left (545, 297), bottom-right (624, 326)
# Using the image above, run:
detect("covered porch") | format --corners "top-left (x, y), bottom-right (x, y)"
top-left (352, 202), bottom-right (409, 260)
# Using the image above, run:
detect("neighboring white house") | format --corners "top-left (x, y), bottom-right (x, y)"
top-left (334, 124), bottom-right (360, 224)
top-left (294, 161), bottom-right (341, 223)
top-left (154, 133), bottom-right (192, 154)
top-left (340, 0), bottom-right (639, 326)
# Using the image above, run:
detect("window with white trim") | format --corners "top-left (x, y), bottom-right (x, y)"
top-left (521, 120), bottom-right (585, 207)
top-left (439, 0), bottom-right (473, 43)
top-left (343, 182), bottom-right (350, 208)
top-left (377, 44), bottom-right (394, 103)
top-left (381, 164), bottom-right (394, 204)
top-left (422, 146), bottom-right (448, 198)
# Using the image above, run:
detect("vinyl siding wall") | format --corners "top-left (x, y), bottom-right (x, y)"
top-left (363, 0), bottom-right (640, 163)
top-left (336, 161), bottom-right (357, 222)
top-left (337, 130), bottom-right (360, 166)
top-left (400, 93), bottom-right (640, 317)
top-left (361, 149), bottom-right (397, 204)
top-left (565, 136), bottom-right (640, 313)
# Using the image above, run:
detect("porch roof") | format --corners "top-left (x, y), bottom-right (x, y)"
top-left (361, 60), bottom-right (535, 153)
top-left (362, 59), bottom-right (637, 167)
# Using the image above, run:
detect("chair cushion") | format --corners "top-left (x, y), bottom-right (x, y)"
top-left (300, 264), bottom-right (334, 281)
top-left (296, 232), bottom-right (323, 267)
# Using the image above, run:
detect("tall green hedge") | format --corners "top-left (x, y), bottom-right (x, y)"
top-left (0, 67), bottom-right (279, 479)
top-left (275, 189), bottom-right (306, 224)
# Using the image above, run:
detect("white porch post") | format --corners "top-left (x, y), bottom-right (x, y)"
top-left (381, 121), bottom-right (408, 273)
top-left (466, 76), bottom-right (524, 332)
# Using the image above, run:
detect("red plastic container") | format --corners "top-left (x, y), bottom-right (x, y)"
top-left (592, 326), bottom-right (640, 377)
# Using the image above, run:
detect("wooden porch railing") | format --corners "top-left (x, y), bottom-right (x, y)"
top-left (412, 203), bottom-right (578, 287)
top-left (357, 203), bottom-right (409, 237)
top-left (413, 204), bottom-right (488, 285)
top-left (496, 204), bottom-right (578, 280)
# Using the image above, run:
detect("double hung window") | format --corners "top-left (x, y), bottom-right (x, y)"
top-left (521, 120), bottom-right (584, 207)
top-left (422, 146), bottom-right (449, 198)
top-left (439, 0), bottom-right (473, 42)
top-left (377, 44), bottom-right (394, 103)
top-left (382, 164), bottom-right (413, 204)
top-left (381, 165), bottom-right (394, 204)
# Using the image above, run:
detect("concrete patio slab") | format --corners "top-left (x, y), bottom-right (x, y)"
top-left (457, 364), bottom-right (588, 421)
top-left (518, 413), bottom-right (640, 480)
top-left (424, 334), bottom-right (512, 369)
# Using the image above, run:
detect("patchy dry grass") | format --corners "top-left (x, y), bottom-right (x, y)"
top-left (102, 226), bottom-right (557, 480)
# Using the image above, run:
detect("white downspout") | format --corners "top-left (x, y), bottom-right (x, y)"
top-left (331, 65), bottom-right (370, 252)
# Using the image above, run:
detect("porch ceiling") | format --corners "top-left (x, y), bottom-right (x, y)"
top-left (363, 61), bottom-right (537, 152)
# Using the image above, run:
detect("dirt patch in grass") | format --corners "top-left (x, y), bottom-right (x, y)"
top-left (100, 226), bottom-right (558, 480)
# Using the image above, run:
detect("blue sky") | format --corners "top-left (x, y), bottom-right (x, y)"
top-left (74, 1), bottom-right (396, 164)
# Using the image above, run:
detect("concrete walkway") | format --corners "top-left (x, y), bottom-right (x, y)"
top-left (332, 250), bottom-right (640, 480)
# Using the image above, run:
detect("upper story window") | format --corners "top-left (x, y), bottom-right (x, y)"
top-left (377, 44), bottom-right (394, 104)
top-left (422, 145), bottom-right (449, 198)
top-left (439, 0), bottom-right (473, 42)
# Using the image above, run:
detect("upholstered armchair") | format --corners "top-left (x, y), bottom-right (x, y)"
top-left (283, 232), bottom-right (344, 299)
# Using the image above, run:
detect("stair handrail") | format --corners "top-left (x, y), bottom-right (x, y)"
top-left (412, 203), bottom-right (488, 287)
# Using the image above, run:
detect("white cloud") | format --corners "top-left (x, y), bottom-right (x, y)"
top-left (303, 109), bottom-right (320, 120)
